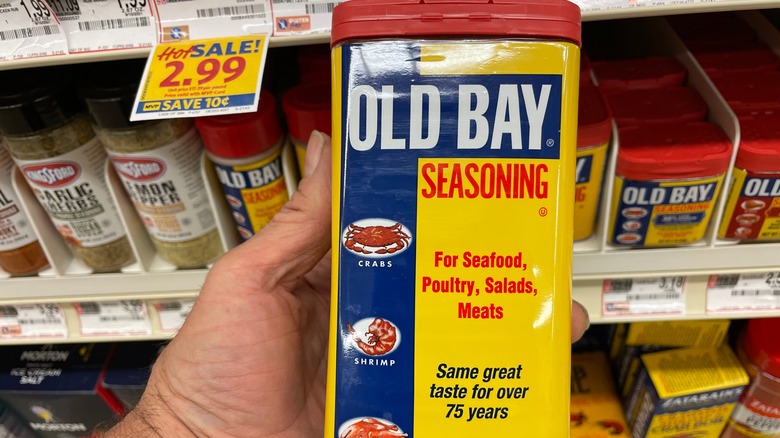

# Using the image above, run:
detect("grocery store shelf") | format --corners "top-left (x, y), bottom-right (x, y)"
top-left (1, 2), bottom-right (776, 71)
top-left (579, 0), bottom-right (774, 22)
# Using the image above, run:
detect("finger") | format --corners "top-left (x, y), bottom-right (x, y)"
top-left (571, 300), bottom-right (590, 343)
top-left (211, 131), bottom-right (332, 289)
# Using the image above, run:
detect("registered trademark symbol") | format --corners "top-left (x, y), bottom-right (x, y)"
top-left (539, 207), bottom-right (548, 217)
top-left (546, 139), bottom-right (555, 147)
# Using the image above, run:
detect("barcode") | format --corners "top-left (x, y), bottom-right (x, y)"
top-left (609, 279), bottom-right (633, 293)
top-left (79, 302), bottom-right (101, 315)
top-left (99, 316), bottom-right (145, 322)
top-left (158, 301), bottom-right (182, 312)
top-left (731, 289), bottom-right (780, 297)
top-left (627, 293), bottom-right (681, 301)
top-left (305, 2), bottom-right (335, 14)
top-left (78, 17), bottom-right (150, 31)
top-left (0, 25), bottom-right (60, 41)
top-left (18, 319), bottom-right (60, 325)
top-left (0, 307), bottom-right (18, 317)
top-left (196, 4), bottom-right (263, 18)
top-left (716, 275), bottom-right (740, 287)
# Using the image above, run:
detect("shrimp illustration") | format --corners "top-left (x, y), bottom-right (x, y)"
top-left (340, 418), bottom-right (407, 438)
top-left (347, 317), bottom-right (397, 356)
top-left (597, 420), bottom-right (625, 435)
top-left (570, 411), bottom-right (587, 427)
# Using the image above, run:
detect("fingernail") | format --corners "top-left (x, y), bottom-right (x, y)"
top-left (575, 300), bottom-right (591, 331)
top-left (304, 130), bottom-right (325, 178)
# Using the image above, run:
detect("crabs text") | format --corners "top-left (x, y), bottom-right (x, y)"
top-left (347, 83), bottom-right (552, 151)
top-left (420, 162), bottom-right (548, 199)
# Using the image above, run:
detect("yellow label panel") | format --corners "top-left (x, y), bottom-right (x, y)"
top-left (575, 142), bottom-right (608, 241)
top-left (571, 352), bottom-right (631, 438)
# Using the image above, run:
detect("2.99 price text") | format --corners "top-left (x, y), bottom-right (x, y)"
top-left (160, 57), bottom-right (246, 87)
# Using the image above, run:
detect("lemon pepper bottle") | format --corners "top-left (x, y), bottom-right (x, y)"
top-left (81, 62), bottom-right (223, 269)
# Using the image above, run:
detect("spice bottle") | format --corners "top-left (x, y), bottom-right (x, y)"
top-left (0, 143), bottom-right (49, 276)
top-left (282, 81), bottom-right (331, 177)
top-left (81, 62), bottom-right (223, 269)
top-left (722, 317), bottom-right (780, 438)
top-left (0, 68), bottom-right (134, 273)
top-left (195, 90), bottom-right (289, 241)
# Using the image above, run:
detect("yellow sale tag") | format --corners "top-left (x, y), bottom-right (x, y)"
top-left (131, 35), bottom-right (269, 121)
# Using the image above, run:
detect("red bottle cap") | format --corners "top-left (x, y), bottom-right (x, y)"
top-left (331, 0), bottom-right (581, 48)
top-left (695, 42), bottom-right (780, 75)
top-left (282, 81), bottom-right (332, 144)
top-left (617, 122), bottom-right (732, 180)
top-left (195, 90), bottom-right (283, 159)
top-left (743, 317), bottom-right (780, 378)
top-left (604, 87), bottom-right (707, 126)
top-left (714, 71), bottom-right (780, 117)
top-left (592, 56), bottom-right (687, 92)
top-left (667, 12), bottom-right (756, 51)
top-left (578, 84), bottom-right (611, 149)
top-left (736, 115), bottom-right (780, 173)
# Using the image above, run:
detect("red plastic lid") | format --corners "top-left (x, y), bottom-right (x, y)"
top-left (578, 84), bottom-right (611, 149)
top-left (580, 51), bottom-right (591, 84)
top-left (714, 71), bottom-right (780, 117)
top-left (331, 0), bottom-right (581, 48)
top-left (282, 81), bottom-right (332, 143)
top-left (297, 44), bottom-right (331, 83)
top-left (592, 56), bottom-right (687, 92)
top-left (743, 317), bottom-right (780, 378)
top-left (667, 13), bottom-right (756, 51)
top-left (195, 90), bottom-right (283, 159)
top-left (695, 42), bottom-right (780, 75)
top-left (617, 122), bottom-right (732, 180)
top-left (604, 87), bottom-right (707, 126)
top-left (736, 115), bottom-right (780, 173)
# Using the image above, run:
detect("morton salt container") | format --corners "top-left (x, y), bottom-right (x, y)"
top-left (719, 115), bottom-right (780, 241)
top-left (326, 0), bottom-right (581, 436)
top-left (609, 122), bottom-right (732, 247)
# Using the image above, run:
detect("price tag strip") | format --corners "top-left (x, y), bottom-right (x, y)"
top-left (131, 35), bottom-right (268, 120)
top-left (603, 276), bottom-right (686, 317)
top-left (0, 0), bottom-right (67, 61)
top-left (707, 272), bottom-right (780, 313)
top-left (46, 0), bottom-right (155, 53)
top-left (271, 0), bottom-right (342, 36)
top-left (74, 300), bottom-right (152, 336)
top-left (151, 0), bottom-right (272, 43)
top-left (0, 304), bottom-right (67, 339)
top-left (154, 298), bottom-right (194, 332)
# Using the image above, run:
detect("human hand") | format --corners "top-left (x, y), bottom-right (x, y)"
top-left (104, 131), bottom-right (589, 438)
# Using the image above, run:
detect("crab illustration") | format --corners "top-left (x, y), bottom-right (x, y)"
top-left (344, 222), bottom-right (410, 254)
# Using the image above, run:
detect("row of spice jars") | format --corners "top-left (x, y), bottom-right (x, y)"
top-left (0, 61), bottom-right (331, 276)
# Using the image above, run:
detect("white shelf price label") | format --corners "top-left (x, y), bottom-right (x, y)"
top-left (75, 300), bottom-right (152, 336)
top-left (706, 273), bottom-right (780, 313)
top-left (48, 0), bottom-right (155, 53)
top-left (0, 0), bottom-right (67, 61)
top-left (154, 298), bottom-right (194, 332)
top-left (602, 276), bottom-right (686, 316)
top-left (0, 304), bottom-right (67, 339)
top-left (271, 0), bottom-right (343, 36)
top-left (151, 0), bottom-right (272, 43)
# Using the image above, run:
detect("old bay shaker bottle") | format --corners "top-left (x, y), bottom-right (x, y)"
top-left (0, 68), bottom-right (134, 273)
top-left (81, 62), bottom-right (224, 269)
top-left (195, 90), bottom-right (290, 242)
top-left (326, 0), bottom-right (581, 436)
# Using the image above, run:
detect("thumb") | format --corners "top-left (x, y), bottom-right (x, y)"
top-left (210, 131), bottom-right (332, 290)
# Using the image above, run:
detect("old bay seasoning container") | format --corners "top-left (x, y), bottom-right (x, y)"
top-left (82, 62), bottom-right (223, 269)
top-left (610, 122), bottom-right (732, 247)
top-left (326, 0), bottom-right (581, 436)
top-left (0, 68), bottom-right (134, 273)
top-left (196, 90), bottom-right (289, 242)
